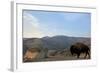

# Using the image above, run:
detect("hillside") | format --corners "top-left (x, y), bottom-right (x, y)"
top-left (23, 35), bottom-right (90, 55)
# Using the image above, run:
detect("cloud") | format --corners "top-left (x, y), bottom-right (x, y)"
top-left (23, 12), bottom-right (43, 38)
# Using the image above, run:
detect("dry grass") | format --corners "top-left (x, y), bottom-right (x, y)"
top-left (23, 50), bottom-right (90, 62)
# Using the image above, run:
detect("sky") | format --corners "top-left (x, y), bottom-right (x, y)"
top-left (23, 10), bottom-right (91, 38)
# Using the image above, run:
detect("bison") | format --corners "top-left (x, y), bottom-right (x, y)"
top-left (70, 43), bottom-right (90, 59)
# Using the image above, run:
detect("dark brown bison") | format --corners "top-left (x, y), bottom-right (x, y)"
top-left (70, 43), bottom-right (90, 58)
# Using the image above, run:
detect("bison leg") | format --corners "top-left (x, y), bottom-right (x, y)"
top-left (77, 53), bottom-right (80, 58)
top-left (84, 53), bottom-right (87, 59)
top-left (71, 51), bottom-right (74, 56)
top-left (84, 51), bottom-right (90, 59)
top-left (87, 51), bottom-right (90, 58)
top-left (71, 52), bottom-right (73, 56)
top-left (88, 53), bottom-right (90, 59)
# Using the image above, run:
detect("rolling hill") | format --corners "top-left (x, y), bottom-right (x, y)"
top-left (23, 35), bottom-right (91, 55)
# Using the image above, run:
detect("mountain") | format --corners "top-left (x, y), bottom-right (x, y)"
top-left (23, 35), bottom-right (90, 54)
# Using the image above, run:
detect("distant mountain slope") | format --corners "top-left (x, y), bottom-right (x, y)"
top-left (23, 35), bottom-right (90, 54)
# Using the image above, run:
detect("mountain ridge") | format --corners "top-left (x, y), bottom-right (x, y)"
top-left (23, 35), bottom-right (90, 54)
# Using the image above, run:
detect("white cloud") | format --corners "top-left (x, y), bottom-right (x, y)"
top-left (23, 12), bottom-right (43, 38)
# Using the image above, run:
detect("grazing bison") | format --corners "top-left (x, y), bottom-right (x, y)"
top-left (70, 43), bottom-right (90, 58)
